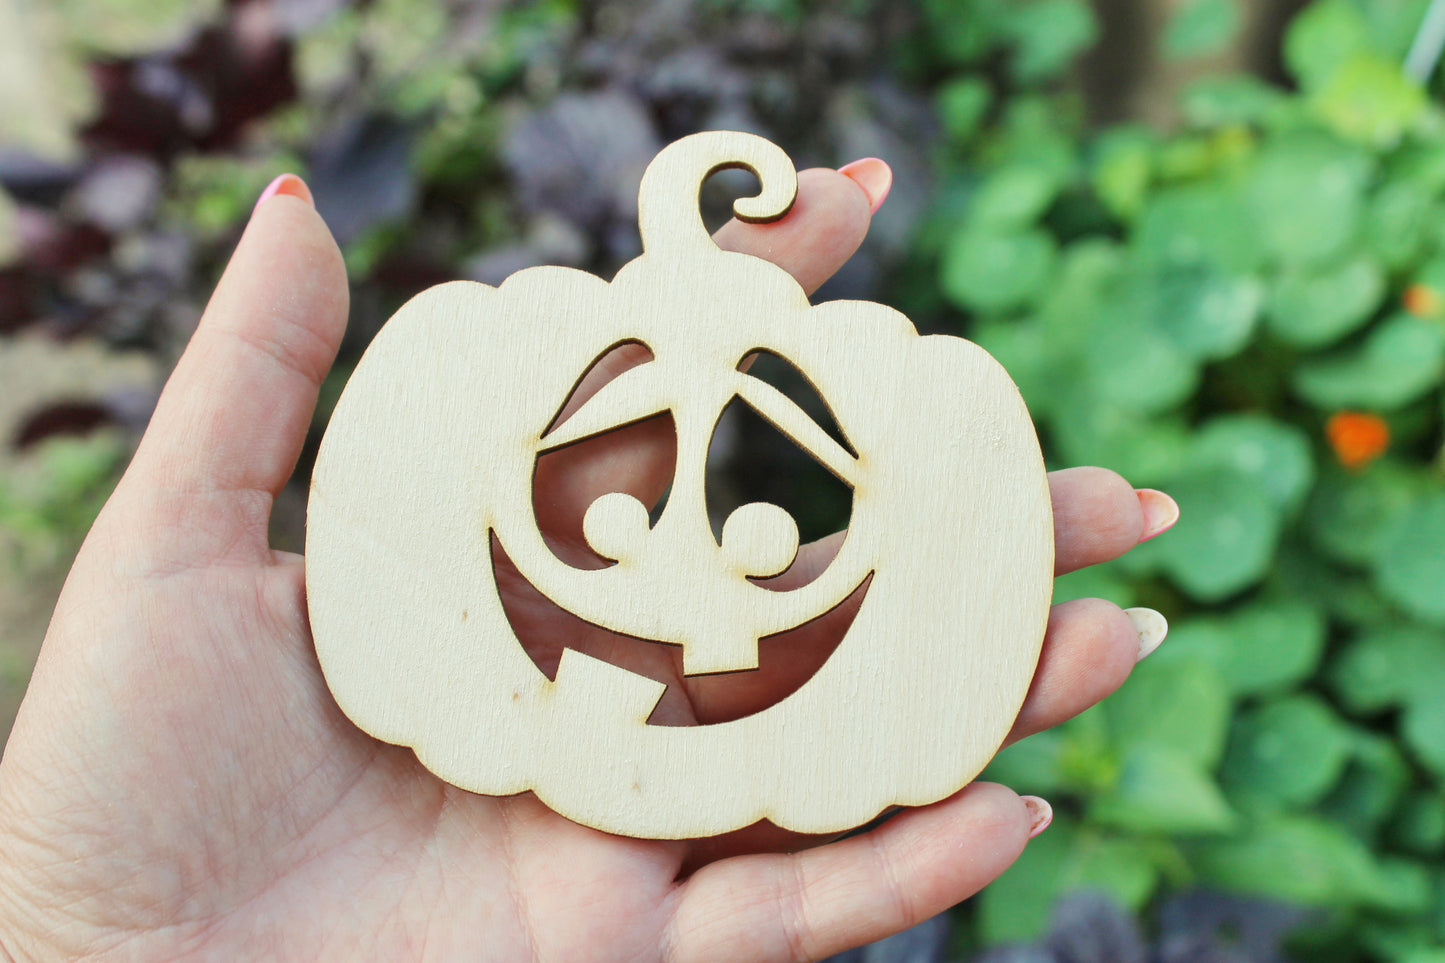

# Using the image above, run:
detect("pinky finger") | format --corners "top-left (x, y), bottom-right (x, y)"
top-left (664, 783), bottom-right (1047, 963)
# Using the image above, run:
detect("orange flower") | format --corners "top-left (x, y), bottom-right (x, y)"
top-left (1403, 283), bottom-right (1441, 317)
top-left (1327, 411), bottom-right (1390, 470)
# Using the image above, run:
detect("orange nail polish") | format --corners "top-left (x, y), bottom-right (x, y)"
top-left (1136, 489), bottom-right (1180, 543)
top-left (837, 157), bottom-right (893, 213)
top-left (253, 173), bottom-right (314, 216)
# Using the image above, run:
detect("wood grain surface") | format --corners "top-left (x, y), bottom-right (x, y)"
top-left (307, 131), bottom-right (1054, 839)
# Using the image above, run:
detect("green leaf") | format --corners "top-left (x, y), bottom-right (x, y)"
top-left (922, 0), bottom-right (1000, 63)
top-left (1402, 695), bottom-right (1445, 778)
top-left (1051, 562), bottom-right (1134, 607)
top-left (1191, 415), bottom-right (1314, 513)
top-left (1002, 0), bottom-right (1099, 82)
top-left (170, 154), bottom-right (311, 238)
top-left (1149, 264), bottom-right (1264, 361)
top-left (1091, 126), bottom-right (1153, 221)
top-left (1091, 744), bottom-right (1236, 834)
top-left (1036, 237), bottom-right (1127, 341)
top-left (969, 165), bottom-right (1062, 230)
top-left (973, 317), bottom-right (1059, 415)
top-left (1390, 791), bottom-right (1445, 855)
top-left (1164, 0), bottom-right (1242, 59)
top-left (1266, 257), bottom-right (1386, 349)
top-left (1294, 313), bottom-right (1445, 410)
top-left (1269, 540), bottom-right (1383, 627)
top-left (1355, 0), bottom-right (1436, 58)
top-left (1385, 139), bottom-right (1445, 196)
top-left (1283, 0), bottom-right (1373, 91)
top-left (1372, 858), bottom-right (1434, 915)
top-left (1311, 54), bottom-right (1427, 148)
top-left (1308, 461), bottom-right (1420, 566)
top-left (1223, 695), bottom-right (1353, 809)
top-left (1063, 834), bottom-right (1162, 909)
top-left (983, 730), bottom-right (1066, 794)
top-left (1134, 185), bottom-right (1262, 274)
top-left (1193, 814), bottom-right (1396, 907)
top-left (1328, 624), bottom-right (1445, 714)
top-left (1153, 468), bottom-right (1282, 601)
top-left (977, 820), bottom-right (1073, 943)
top-left (1377, 494), bottom-right (1445, 624)
top-left (1219, 598), bottom-right (1326, 696)
top-left (1182, 75), bottom-right (1287, 128)
top-left (16, 435), bottom-right (124, 513)
top-left (1055, 705), bottom-right (1124, 791)
top-left (1320, 732), bottom-right (1410, 836)
top-left (979, 824), bottom-right (1162, 944)
top-left (1248, 132), bottom-right (1372, 267)
top-left (993, 243), bottom-right (1126, 412)
top-left (940, 227), bottom-right (1058, 314)
top-left (985, 95), bottom-right (1082, 185)
top-left (1105, 654), bottom-right (1231, 768)
top-left (1326, 579), bottom-right (1401, 628)
top-left (1083, 314), bottom-right (1199, 413)
top-left (1049, 402), bottom-right (1194, 484)
top-left (1153, 618), bottom-right (1230, 671)
top-left (1154, 126), bottom-right (1258, 182)
top-left (937, 76), bottom-right (992, 143)
top-left (1367, 181), bottom-right (1433, 269)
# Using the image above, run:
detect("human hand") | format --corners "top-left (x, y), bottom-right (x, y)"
top-left (0, 164), bottom-right (1173, 961)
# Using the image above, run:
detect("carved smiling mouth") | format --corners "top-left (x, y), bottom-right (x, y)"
top-left (490, 531), bottom-right (873, 726)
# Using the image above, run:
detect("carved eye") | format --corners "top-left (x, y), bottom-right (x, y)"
top-left (539, 340), bottom-right (661, 450)
top-left (707, 351), bottom-right (857, 567)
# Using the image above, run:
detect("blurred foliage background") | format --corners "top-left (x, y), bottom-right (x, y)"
top-left (3, 0), bottom-right (1445, 960)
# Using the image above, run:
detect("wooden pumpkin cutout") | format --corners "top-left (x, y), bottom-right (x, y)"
top-left (306, 131), bottom-right (1054, 839)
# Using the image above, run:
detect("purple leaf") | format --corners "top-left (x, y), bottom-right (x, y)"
top-left (503, 89), bottom-right (660, 233)
top-left (71, 155), bottom-right (163, 233)
top-left (308, 114), bottom-right (417, 244)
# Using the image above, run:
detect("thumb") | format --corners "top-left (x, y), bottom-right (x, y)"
top-left (114, 175), bottom-right (348, 566)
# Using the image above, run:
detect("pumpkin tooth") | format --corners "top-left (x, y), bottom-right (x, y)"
top-left (551, 648), bottom-right (667, 724)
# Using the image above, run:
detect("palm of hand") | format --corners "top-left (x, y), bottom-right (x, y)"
top-left (0, 174), bottom-right (1154, 962)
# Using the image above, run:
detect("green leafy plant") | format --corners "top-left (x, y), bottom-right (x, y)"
top-left (10, 0), bottom-right (1445, 955)
top-left (922, 0), bottom-right (1445, 956)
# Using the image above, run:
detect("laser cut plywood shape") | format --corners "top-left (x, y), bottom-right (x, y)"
top-left (306, 131), bottom-right (1054, 840)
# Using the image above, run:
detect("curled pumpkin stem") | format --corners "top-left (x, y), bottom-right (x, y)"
top-left (636, 130), bottom-right (798, 257)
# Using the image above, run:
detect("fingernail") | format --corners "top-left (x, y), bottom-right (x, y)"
top-left (253, 173), bottom-right (314, 216)
top-left (1126, 607), bottom-right (1169, 662)
top-left (837, 157), bottom-right (892, 213)
top-left (1136, 489), bottom-right (1180, 542)
top-left (1021, 796), bottom-right (1053, 838)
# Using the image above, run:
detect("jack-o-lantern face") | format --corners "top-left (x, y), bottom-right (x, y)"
top-left (496, 340), bottom-right (870, 676)
top-left (307, 131), bottom-right (1054, 839)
